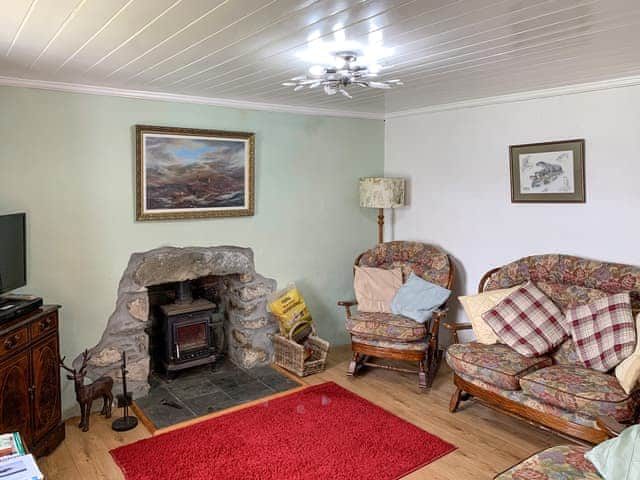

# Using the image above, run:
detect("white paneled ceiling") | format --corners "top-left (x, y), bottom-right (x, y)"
top-left (3, 0), bottom-right (640, 116)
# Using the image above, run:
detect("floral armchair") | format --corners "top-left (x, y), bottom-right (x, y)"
top-left (338, 241), bottom-right (454, 389)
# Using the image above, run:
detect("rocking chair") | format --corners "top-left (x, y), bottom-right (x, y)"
top-left (338, 241), bottom-right (454, 389)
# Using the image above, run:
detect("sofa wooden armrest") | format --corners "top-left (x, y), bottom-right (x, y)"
top-left (443, 322), bottom-right (472, 344)
top-left (337, 300), bottom-right (357, 317)
top-left (596, 415), bottom-right (627, 438)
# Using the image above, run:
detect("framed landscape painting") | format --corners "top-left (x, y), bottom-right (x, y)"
top-left (509, 139), bottom-right (585, 203)
top-left (136, 125), bottom-right (255, 220)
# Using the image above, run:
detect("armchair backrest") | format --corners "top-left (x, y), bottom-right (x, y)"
top-left (356, 241), bottom-right (454, 289)
top-left (480, 254), bottom-right (640, 314)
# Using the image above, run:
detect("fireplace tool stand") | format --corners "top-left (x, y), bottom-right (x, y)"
top-left (112, 351), bottom-right (139, 432)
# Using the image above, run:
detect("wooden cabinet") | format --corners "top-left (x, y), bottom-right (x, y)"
top-left (0, 306), bottom-right (64, 456)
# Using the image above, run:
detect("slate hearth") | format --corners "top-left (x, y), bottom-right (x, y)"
top-left (135, 361), bottom-right (301, 429)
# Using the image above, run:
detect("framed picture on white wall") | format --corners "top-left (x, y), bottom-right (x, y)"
top-left (509, 139), bottom-right (585, 203)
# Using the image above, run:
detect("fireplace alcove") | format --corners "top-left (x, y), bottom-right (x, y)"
top-left (75, 246), bottom-right (278, 399)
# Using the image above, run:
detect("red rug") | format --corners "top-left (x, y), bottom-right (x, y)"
top-left (111, 382), bottom-right (455, 480)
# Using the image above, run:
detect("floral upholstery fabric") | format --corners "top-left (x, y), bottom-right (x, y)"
top-left (357, 241), bottom-right (451, 289)
top-left (457, 373), bottom-right (596, 427)
top-left (483, 254), bottom-right (640, 312)
top-left (520, 365), bottom-right (636, 421)
top-left (551, 339), bottom-right (581, 366)
top-left (495, 445), bottom-right (601, 480)
top-left (346, 311), bottom-right (427, 342)
top-left (446, 342), bottom-right (552, 390)
top-left (536, 281), bottom-right (609, 312)
top-left (351, 336), bottom-right (429, 351)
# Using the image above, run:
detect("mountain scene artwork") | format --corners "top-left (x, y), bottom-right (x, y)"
top-left (136, 126), bottom-right (255, 220)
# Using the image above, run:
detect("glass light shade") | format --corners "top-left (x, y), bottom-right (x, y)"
top-left (359, 177), bottom-right (405, 209)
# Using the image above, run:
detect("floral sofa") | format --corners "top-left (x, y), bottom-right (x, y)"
top-left (446, 254), bottom-right (640, 443)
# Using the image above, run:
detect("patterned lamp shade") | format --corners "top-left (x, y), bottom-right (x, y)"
top-left (359, 177), bottom-right (405, 209)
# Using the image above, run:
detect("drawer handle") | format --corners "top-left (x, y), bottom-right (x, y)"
top-left (4, 334), bottom-right (21, 350)
top-left (40, 317), bottom-right (53, 331)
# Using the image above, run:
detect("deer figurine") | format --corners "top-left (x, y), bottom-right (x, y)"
top-left (60, 350), bottom-right (114, 432)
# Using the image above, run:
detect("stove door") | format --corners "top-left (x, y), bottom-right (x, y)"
top-left (172, 315), bottom-right (213, 362)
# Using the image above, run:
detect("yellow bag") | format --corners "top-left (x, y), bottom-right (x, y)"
top-left (268, 284), bottom-right (313, 338)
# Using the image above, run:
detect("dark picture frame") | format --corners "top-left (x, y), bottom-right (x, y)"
top-left (509, 139), bottom-right (585, 203)
top-left (136, 125), bottom-right (255, 221)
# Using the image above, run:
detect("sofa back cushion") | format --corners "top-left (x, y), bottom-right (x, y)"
top-left (357, 241), bottom-right (451, 289)
top-left (483, 254), bottom-right (640, 312)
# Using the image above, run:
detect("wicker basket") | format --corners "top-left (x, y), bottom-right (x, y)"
top-left (271, 323), bottom-right (330, 377)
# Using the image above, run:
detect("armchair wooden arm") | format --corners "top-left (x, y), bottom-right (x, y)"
top-left (443, 322), bottom-right (472, 344)
top-left (596, 416), bottom-right (627, 438)
top-left (337, 300), bottom-right (357, 317)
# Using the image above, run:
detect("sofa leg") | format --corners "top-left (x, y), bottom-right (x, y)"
top-left (449, 387), bottom-right (463, 413)
top-left (418, 359), bottom-right (427, 389)
top-left (347, 352), bottom-right (360, 376)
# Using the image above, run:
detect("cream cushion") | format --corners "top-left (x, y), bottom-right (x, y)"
top-left (354, 266), bottom-right (402, 313)
top-left (615, 313), bottom-right (640, 394)
top-left (458, 286), bottom-right (522, 344)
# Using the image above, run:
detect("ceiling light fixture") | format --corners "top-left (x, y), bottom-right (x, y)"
top-left (283, 29), bottom-right (403, 99)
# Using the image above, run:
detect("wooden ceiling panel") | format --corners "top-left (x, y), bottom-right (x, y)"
top-left (2, 0), bottom-right (640, 116)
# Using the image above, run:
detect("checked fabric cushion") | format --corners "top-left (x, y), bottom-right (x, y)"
top-left (482, 281), bottom-right (567, 357)
top-left (567, 293), bottom-right (636, 372)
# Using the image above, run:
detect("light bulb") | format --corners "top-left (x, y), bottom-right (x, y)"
top-left (334, 56), bottom-right (346, 69)
top-left (308, 65), bottom-right (325, 76)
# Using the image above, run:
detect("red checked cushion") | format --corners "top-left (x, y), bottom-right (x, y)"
top-left (482, 281), bottom-right (567, 357)
top-left (566, 293), bottom-right (636, 372)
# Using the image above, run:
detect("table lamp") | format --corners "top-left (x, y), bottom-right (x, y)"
top-left (359, 177), bottom-right (405, 244)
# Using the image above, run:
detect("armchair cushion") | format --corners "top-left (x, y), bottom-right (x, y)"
top-left (495, 445), bottom-right (601, 479)
top-left (346, 312), bottom-right (427, 342)
top-left (353, 266), bottom-right (402, 313)
top-left (567, 293), bottom-right (636, 372)
top-left (446, 342), bottom-right (552, 391)
top-left (390, 272), bottom-right (451, 323)
top-left (520, 365), bottom-right (636, 422)
top-left (351, 336), bottom-right (429, 352)
top-left (482, 281), bottom-right (567, 357)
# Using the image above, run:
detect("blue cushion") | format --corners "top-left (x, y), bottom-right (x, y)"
top-left (390, 273), bottom-right (451, 324)
top-left (585, 424), bottom-right (640, 480)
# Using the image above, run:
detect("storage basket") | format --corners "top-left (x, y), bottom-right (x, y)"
top-left (271, 323), bottom-right (330, 377)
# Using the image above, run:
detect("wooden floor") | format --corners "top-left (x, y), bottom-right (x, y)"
top-left (40, 346), bottom-right (564, 479)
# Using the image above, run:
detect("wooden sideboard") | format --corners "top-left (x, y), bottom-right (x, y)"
top-left (0, 305), bottom-right (65, 457)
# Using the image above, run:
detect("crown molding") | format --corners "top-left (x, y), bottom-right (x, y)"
top-left (0, 75), bottom-right (384, 121)
top-left (385, 74), bottom-right (640, 119)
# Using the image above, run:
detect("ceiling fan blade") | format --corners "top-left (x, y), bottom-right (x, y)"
top-left (294, 85), bottom-right (305, 92)
top-left (368, 81), bottom-right (392, 89)
top-left (282, 82), bottom-right (297, 86)
top-left (309, 81), bottom-right (322, 88)
top-left (354, 82), bottom-right (369, 87)
top-left (290, 75), bottom-right (307, 81)
top-left (387, 79), bottom-right (403, 84)
top-left (339, 89), bottom-right (353, 99)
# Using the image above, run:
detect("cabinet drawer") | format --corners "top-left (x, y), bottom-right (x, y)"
top-left (0, 327), bottom-right (29, 360)
top-left (30, 313), bottom-right (58, 341)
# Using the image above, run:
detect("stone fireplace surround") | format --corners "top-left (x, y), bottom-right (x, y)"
top-left (74, 246), bottom-right (277, 399)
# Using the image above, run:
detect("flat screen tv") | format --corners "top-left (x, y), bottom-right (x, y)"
top-left (0, 213), bottom-right (26, 295)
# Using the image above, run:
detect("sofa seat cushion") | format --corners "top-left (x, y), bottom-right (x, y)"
top-left (446, 342), bottom-right (552, 390)
top-left (495, 445), bottom-right (601, 480)
top-left (520, 365), bottom-right (636, 421)
top-left (346, 312), bottom-right (427, 342)
top-left (351, 336), bottom-right (429, 352)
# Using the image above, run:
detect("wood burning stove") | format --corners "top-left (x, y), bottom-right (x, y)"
top-left (153, 281), bottom-right (224, 376)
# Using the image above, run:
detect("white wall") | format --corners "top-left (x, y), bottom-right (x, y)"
top-left (385, 84), bottom-right (640, 326)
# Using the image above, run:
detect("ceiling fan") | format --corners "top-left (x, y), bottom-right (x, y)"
top-left (282, 50), bottom-right (403, 99)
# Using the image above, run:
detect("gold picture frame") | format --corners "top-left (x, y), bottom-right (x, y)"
top-left (136, 125), bottom-right (255, 221)
top-left (509, 139), bottom-right (585, 203)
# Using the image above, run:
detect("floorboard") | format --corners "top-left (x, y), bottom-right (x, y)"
top-left (41, 346), bottom-right (563, 479)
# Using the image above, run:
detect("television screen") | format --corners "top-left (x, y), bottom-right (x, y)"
top-left (0, 213), bottom-right (26, 295)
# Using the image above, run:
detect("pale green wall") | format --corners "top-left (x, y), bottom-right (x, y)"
top-left (0, 85), bottom-right (383, 410)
